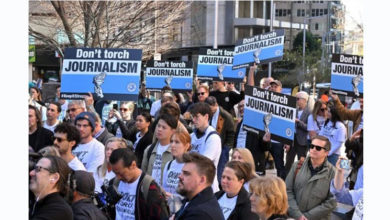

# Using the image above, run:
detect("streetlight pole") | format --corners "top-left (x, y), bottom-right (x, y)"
top-left (213, 0), bottom-right (219, 49)
top-left (268, 0), bottom-right (274, 78)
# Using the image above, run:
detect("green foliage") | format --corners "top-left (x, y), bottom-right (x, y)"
top-left (293, 31), bottom-right (321, 54)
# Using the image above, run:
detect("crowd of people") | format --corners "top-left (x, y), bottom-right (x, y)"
top-left (28, 68), bottom-right (363, 220)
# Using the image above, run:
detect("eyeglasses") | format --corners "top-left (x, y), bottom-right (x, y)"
top-left (320, 108), bottom-right (327, 112)
top-left (119, 108), bottom-right (129, 112)
top-left (238, 104), bottom-right (244, 108)
top-left (47, 108), bottom-right (57, 112)
top-left (67, 107), bottom-right (80, 113)
top-left (33, 165), bottom-right (52, 173)
top-left (197, 92), bottom-right (205, 96)
top-left (53, 136), bottom-right (66, 143)
top-left (309, 144), bottom-right (327, 151)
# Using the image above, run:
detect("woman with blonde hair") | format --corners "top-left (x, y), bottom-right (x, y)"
top-left (93, 137), bottom-right (128, 193)
top-left (249, 176), bottom-right (290, 220)
top-left (231, 148), bottom-right (259, 191)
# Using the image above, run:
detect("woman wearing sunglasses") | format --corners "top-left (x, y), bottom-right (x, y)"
top-left (307, 100), bottom-right (328, 140)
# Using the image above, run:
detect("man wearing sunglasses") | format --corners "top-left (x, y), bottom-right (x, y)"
top-left (29, 155), bottom-right (73, 220)
top-left (285, 135), bottom-right (336, 220)
top-left (53, 123), bottom-right (86, 171)
top-left (66, 100), bottom-right (86, 123)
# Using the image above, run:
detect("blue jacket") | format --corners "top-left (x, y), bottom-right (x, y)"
top-left (175, 186), bottom-right (224, 220)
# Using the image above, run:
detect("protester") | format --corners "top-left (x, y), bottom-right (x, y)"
top-left (29, 86), bottom-right (47, 121)
top-left (205, 96), bottom-right (235, 183)
top-left (130, 111), bottom-right (153, 167)
top-left (285, 91), bottom-right (311, 174)
top-left (231, 148), bottom-right (260, 191)
top-left (344, 128), bottom-right (363, 190)
top-left (307, 99), bottom-right (327, 140)
top-left (209, 81), bottom-right (244, 114)
top-left (29, 105), bottom-right (53, 152)
top-left (318, 106), bottom-right (347, 165)
top-left (162, 131), bottom-right (191, 215)
top-left (174, 152), bottom-right (224, 220)
top-left (93, 112), bottom-right (115, 146)
top-left (141, 114), bottom-right (176, 186)
top-left (110, 148), bottom-right (169, 220)
top-left (215, 161), bottom-right (258, 220)
top-left (137, 83), bottom-right (153, 112)
top-left (66, 100), bottom-right (86, 123)
top-left (73, 112), bottom-right (105, 172)
top-left (54, 85), bottom-right (69, 121)
top-left (43, 101), bottom-right (61, 133)
top-left (286, 135), bottom-right (336, 220)
top-left (105, 101), bottom-right (137, 140)
top-left (150, 85), bottom-right (172, 117)
top-left (234, 99), bottom-right (269, 175)
top-left (93, 137), bottom-right (128, 193)
top-left (330, 157), bottom-right (363, 220)
top-left (29, 156), bottom-right (73, 220)
top-left (70, 170), bottom-right (109, 220)
top-left (249, 176), bottom-right (290, 220)
top-left (188, 102), bottom-right (221, 192)
top-left (53, 123), bottom-right (86, 171)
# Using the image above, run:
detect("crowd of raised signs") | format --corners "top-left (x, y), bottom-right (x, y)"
top-left (28, 71), bottom-right (363, 220)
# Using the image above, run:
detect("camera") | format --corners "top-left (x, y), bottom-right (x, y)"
top-left (340, 159), bottom-right (350, 170)
top-left (113, 104), bottom-right (118, 110)
top-left (94, 181), bottom-right (123, 219)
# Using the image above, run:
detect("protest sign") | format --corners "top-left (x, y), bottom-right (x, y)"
top-left (197, 48), bottom-right (246, 82)
top-left (242, 85), bottom-right (296, 145)
top-left (145, 60), bottom-right (193, 92)
top-left (232, 29), bottom-right (284, 70)
top-left (60, 48), bottom-right (142, 101)
top-left (331, 54), bottom-right (363, 97)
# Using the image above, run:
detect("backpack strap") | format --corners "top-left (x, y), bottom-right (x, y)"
top-left (146, 141), bottom-right (158, 163)
top-left (166, 159), bottom-right (174, 171)
top-left (205, 131), bottom-right (219, 142)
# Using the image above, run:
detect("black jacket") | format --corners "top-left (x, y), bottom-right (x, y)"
top-left (72, 198), bottom-right (108, 220)
top-left (29, 126), bottom-right (54, 152)
top-left (214, 187), bottom-right (258, 220)
top-left (130, 129), bottom-right (153, 167)
top-left (105, 119), bottom-right (137, 141)
top-left (213, 106), bottom-right (235, 148)
top-left (30, 192), bottom-right (73, 220)
top-left (175, 187), bottom-right (224, 220)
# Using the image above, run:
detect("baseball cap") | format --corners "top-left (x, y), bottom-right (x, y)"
top-left (75, 112), bottom-right (96, 130)
top-left (270, 80), bottom-right (282, 88)
top-left (73, 170), bottom-right (95, 196)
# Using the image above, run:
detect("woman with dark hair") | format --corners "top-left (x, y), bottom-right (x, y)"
top-left (319, 106), bottom-right (347, 165)
top-left (307, 100), bottom-right (328, 140)
top-left (29, 105), bottom-right (53, 152)
top-left (215, 161), bottom-right (258, 220)
top-left (131, 111), bottom-right (153, 167)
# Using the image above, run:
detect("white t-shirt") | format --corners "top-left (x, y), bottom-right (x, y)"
top-left (150, 100), bottom-right (161, 117)
top-left (162, 160), bottom-right (184, 195)
top-left (319, 121), bottom-right (346, 155)
top-left (190, 126), bottom-right (221, 192)
top-left (116, 126), bottom-right (123, 138)
top-left (218, 193), bottom-right (238, 220)
top-left (43, 120), bottom-right (60, 133)
top-left (72, 138), bottom-right (105, 173)
top-left (116, 175), bottom-right (141, 220)
top-left (93, 169), bottom-right (116, 193)
top-left (236, 123), bottom-right (247, 148)
top-left (307, 115), bottom-right (326, 135)
top-left (151, 143), bottom-right (170, 186)
top-left (68, 157), bottom-right (86, 171)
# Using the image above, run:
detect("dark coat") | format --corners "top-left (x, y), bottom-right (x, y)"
top-left (295, 107), bottom-right (311, 146)
top-left (95, 127), bottom-right (114, 146)
top-left (215, 107), bottom-right (235, 148)
top-left (105, 119), bottom-right (137, 141)
top-left (72, 198), bottom-right (109, 220)
top-left (214, 187), bottom-right (258, 220)
top-left (130, 129), bottom-right (153, 167)
top-left (29, 126), bottom-right (54, 152)
top-left (30, 192), bottom-right (73, 220)
top-left (175, 187), bottom-right (224, 220)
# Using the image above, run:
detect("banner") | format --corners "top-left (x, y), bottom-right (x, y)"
top-left (242, 85), bottom-right (296, 145)
top-left (60, 48), bottom-right (142, 101)
top-left (197, 48), bottom-right (246, 82)
top-left (232, 29), bottom-right (285, 70)
top-left (145, 60), bottom-right (193, 92)
top-left (331, 54), bottom-right (363, 98)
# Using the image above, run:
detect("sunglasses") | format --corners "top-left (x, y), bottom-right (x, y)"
top-left (320, 108), bottom-right (327, 112)
top-left (119, 108), bottom-right (129, 112)
top-left (33, 165), bottom-right (52, 173)
top-left (67, 108), bottom-right (80, 113)
top-left (309, 144), bottom-right (327, 151)
top-left (53, 136), bottom-right (66, 143)
top-left (197, 92), bottom-right (205, 96)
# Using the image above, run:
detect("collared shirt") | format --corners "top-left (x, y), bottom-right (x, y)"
top-left (308, 159), bottom-right (326, 176)
top-left (93, 126), bottom-right (105, 139)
